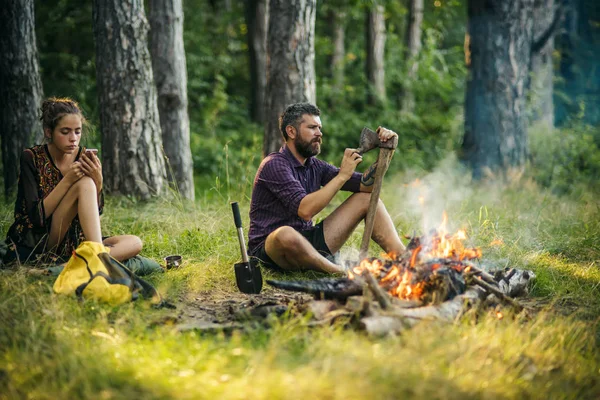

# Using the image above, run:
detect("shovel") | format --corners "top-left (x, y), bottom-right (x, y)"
top-left (231, 202), bottom-right (263, 294)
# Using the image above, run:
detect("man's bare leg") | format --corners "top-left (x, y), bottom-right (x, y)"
top-left (48, 177), bottom-right (102, 249)
top-left (323, 192), bottom-right (404, 255)
top-left (264, 226), bottom-right (343, 273)
top-left (103, 235), bottom-right (143, 262)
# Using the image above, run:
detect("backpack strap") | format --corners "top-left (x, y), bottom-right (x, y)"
top-left (99, 253), bottom-right (165, 305)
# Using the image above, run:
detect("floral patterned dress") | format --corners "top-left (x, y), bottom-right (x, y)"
top-left (4, 144), bottom-right (103, 264)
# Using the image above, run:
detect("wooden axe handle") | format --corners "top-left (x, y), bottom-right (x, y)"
top-left (357, 146), bottom-right (395, 310)
top-left (359, 147), bottom-right (395, 260)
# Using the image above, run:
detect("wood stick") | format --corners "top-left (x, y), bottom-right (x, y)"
top-left (361, 270), bottom-right (391, 310)
top-left (356, 133), bottom-right (397, 310)
top-left (468, 276), bottom-right (523, 312)
top-left (359, 145), bottom-right (396, 260)
top-left (463, 261), bottom-right (498, 286)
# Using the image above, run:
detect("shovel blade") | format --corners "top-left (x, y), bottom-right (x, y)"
top-left (235, 261), bottom-right (263, 294)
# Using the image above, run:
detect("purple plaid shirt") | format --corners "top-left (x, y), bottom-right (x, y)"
top-left (248, 144), bottom-right (362, 254)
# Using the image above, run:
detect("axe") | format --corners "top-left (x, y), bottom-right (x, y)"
top-left (357, 127), bottom-right (398, 260)
top-left (355, 127), bottom-right (398, 309)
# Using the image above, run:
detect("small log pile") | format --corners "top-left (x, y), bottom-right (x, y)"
top-left (267, 229), bottom-right (536, 336)
top-left (268, 266), bottom-right (534, 335)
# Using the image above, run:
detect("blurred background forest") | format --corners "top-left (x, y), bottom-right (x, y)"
top-left (3, 0), bottom-right (600, 201)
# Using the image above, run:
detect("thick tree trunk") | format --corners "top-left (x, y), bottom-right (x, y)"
top-left (401, 0), bottom-right (423, 113)
top-left (0, 0), bottom-right (44, 197)
top-left (264, 0), bottom-right (316, 156)
top-left (245, 0), bottom-right (269, 124)
top-left (331, 10), bottom-right (346, 99)
top-left (149, 0), bottom-right (194, 200)
top-left (529, 0), bottom-right (555, 128)
top-left (555, 0), bottom-right (580, 126)
top-left (92, 0), bottom-right (166, 199)
top-left (366, 3), bottom-right (386, 106)
top-left (462, 0), bottom-right (534, 180)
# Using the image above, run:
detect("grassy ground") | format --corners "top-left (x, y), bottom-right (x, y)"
top-left (1, 166), bottom-right (599, 399)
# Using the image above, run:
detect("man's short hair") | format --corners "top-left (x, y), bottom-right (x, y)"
top-left (279, 103), bottom-right (321, 141)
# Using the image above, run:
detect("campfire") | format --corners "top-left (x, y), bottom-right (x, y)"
top-left (266, 213), bottom-right (536, 335)
top-left (348, 212), bottom-right (482, 305)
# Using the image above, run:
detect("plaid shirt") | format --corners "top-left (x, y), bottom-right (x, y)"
top-left (248, 144), bottom-right (361, 254)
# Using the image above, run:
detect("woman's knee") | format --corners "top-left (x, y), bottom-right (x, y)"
top-left (129, 235), bottom-right (143, 254)
top-left (104, 235), bottom-right (143, 257)
top-left (73, 176), bottom-right (97, 194)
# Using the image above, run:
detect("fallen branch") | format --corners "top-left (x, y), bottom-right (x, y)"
top-left (468, 276), bottom-right (524, 312)
top-left (463, 261), bottom-right (498, 286)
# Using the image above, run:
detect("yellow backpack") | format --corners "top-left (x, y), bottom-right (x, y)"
top-left (53, 241), bottom-right (162, 306)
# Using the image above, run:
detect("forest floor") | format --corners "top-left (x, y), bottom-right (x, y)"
top-left (1, 170), bottom-right (599, 399)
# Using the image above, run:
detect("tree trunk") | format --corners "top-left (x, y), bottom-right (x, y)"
top-left (264, 0), bottom-right (316, 156)
top-left (366, 3), bottom-right (386, 106)
top-left (148, 0), bottom-right (194, 200)
top-left (401, 0), bottom-right (423, 113)
top-left (331, 10), bottom-right (346, 100)
top-left (92, 0), bottom-right (166, 199)
top-left (529, 0), bottom-right (555, 128)
top-left (462, 0), bottom-right (534, 180)
top-left (0, 0), bottom-right (44, 197)
top-left (245, 0), bottom-right (269, 124)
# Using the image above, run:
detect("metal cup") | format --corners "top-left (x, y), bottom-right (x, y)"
top-left (164, 255), bottom-right (182, 269)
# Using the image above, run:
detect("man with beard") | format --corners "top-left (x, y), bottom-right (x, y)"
top-left (248, 103), bottom-right (405, 273)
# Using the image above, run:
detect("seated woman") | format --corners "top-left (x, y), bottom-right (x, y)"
top-left (3, 97), bottom-right (159, 274)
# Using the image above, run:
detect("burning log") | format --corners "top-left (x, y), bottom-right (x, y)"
top-left (266, 277), bottom-right (362, 301)
top-left (357, 271), bottom-right (391, 310)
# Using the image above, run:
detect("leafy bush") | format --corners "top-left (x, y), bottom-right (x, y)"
top-left (529, 123), bottom-right (600, 194)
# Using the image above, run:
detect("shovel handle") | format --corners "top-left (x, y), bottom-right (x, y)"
top-left (231, 202), bottom-right (250, 263)
top-left (231, 202), bottom-right (243, 229)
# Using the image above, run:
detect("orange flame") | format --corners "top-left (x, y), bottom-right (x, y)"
top-left (350, 212), bottom-right (481, 301)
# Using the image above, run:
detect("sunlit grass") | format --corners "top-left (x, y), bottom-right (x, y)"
top-left (1, 168), bottom-right (599, 399)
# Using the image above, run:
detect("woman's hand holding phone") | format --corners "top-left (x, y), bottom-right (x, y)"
top-left (81, 148), bottom-right (102, 192)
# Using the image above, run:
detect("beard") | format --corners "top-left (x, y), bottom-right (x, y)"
top-left (295, 135), bottom-right (321, 159)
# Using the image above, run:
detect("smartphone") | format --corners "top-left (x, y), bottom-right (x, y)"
top-left (85, 148), bottom-right (98, 156)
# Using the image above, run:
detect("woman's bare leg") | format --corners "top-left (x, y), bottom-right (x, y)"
top-left (47, 177), bottom-right (102, 249)
top-left (102, 235), bottom-right (143, 262)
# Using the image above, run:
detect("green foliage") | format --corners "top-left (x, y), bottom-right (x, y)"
top-left (314, 0), bottom-right (467, 175)
top-left (529, 123), bottom-right (600, 194)
top-left (35, 0), bottom-right (97, 122)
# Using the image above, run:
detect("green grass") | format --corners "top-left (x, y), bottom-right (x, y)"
top-left (1, 168), bottom-right (600, 399)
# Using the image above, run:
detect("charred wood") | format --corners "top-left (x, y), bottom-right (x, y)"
top-left (468, 276), bottom-right (524, 312)
top-left (266, 278), bottom-right (363, 301)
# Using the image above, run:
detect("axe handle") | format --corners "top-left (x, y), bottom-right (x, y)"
top-left (359, 147), bottom-right (395, 260)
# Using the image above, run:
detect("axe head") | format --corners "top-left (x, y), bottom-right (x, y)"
top-left (357, 126), bottom-right (398, 154)
top-left (357, 127), bottom-right (380, 154)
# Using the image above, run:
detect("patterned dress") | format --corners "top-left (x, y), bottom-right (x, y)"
top-left (4, 144), bottom-right (104, 264)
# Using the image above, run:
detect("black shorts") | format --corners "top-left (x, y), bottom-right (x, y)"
top-left (250, 221), bottom-right (333, 272)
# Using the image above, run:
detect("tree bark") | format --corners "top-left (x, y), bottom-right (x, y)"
top-left (529, 0), bottom-right (555, 128)
top-left (92, 0), bottom-right (166, 199)
top-left (245, 0), bottom-right (269, 124)
top-left (264, 0), bottom-right (316, 156)
top-left (401, 0), bottom-right (423, 113)
top-left (331, 10), bottom-right (346, 99)
top-left (148, 0), bottom-right (194, 200)
top-left (0, 0), bottom-right (44, 197)
top-left (462, 0), bottom-right (535, 180)
top-left (366, 3), bottom-right (386, 106)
